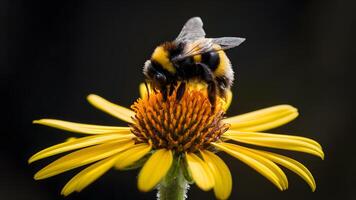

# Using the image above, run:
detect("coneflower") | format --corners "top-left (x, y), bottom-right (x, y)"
top-left (29, 83), bottom-right (323, 200)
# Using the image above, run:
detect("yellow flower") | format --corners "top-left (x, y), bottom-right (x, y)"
top-left (29, 83), bottom-right (323, 199)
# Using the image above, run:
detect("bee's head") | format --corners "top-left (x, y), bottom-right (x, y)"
top-left (143, 60), bottom-right (167, 88)
top-left (143, 43), bottom-right (178, 88)
top-left (143, 60), bottom-right (154, 80)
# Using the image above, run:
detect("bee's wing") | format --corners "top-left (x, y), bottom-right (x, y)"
top-left (173, 37), bottom-right (245, 62)
top-left (183, 38), bottom-right (214, 56)
top-left (175, 17), bottom-right (206, 43)
top-left (172, 38), bottom-right (213, 62)
top-left (212, 37), bottom-right (246, 50)
top-left (173, 17), bottom-right (245, 61)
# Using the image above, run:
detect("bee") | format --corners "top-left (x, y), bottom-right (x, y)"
top-left (143, 17), bottom-right (245, 108)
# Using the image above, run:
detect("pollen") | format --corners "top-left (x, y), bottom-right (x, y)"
top-left (130, 86), bottom-right (230, 153)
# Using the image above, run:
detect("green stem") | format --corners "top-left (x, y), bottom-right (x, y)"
top-left (158, 157), bottom-right (188, 200)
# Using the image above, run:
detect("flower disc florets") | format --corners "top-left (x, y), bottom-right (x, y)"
top-left (130, 87), bottom-right (230, 153)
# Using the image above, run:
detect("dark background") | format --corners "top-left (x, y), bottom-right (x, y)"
top-left (2, 0), bottom-right (355, 199)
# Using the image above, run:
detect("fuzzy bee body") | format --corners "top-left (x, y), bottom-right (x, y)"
top-left (143, 17), bottom-right (245, 107)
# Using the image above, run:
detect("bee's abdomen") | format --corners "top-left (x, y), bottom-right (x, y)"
top-left (201, 51), bottom-right (220, 71)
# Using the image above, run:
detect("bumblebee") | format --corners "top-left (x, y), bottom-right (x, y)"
top-left (143, 17), bottom-right (245, 107)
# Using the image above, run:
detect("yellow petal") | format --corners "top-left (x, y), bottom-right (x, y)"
top-left (200, 150), bottom-right (232, 200)
top-left (222, 89), bottom-right (232, 111)
top-left (139, 83), bottom-right (147, 99)
top-left (61, 154), bottom-right (119, 196)
top-left (65, 137), bottom-right (77, 142)
top-left (87, 94), bottom-right (135, 123)
top-left (33, 119), bottom-right (130, 134)
top-left (139, 83), bottom-right (152, 99)
top-left (138, 149), bottom-right (173, 192)
top-left (34, 140), bottom-right (135, 180)
top-left (185, 153), bottom-right (215, 191)
top-left (29, 133), bottom-right (134, 163)
top-left (224, 130), bottom-right (322, 148)
top-left (212, 142), bottom-right (288, 190)
top-left (114, 143), bottom-right (152, 169)
top-left (249, 149), bottom-right (316, 191)
top-left (222, 131), bottom-right (324, 159)
top-left (223, 105), bottom-right (298, 132)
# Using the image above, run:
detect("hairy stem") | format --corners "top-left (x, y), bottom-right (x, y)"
top-left (157, 157), bottom-right (188, 200)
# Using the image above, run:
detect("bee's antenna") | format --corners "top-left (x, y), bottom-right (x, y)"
top-left (144, 81), bottom-right (150, 98)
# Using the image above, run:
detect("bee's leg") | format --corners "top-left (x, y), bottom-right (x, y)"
top-left (196, 63), bottom-right (217, 110)
top-left (207, 82), bottom-right (217, 111)
top-left (169, 81), bottom-right (177, 96)
top-left (216, 77), bottom-right (228, 99)
top-left (176, 81), bottom-right (186, 102)
top-left (144, 81), bottom-right (150, 98)
top-left (160, 85), bottom-right (168, 101)
top-left (154, 73), bottom-right (168, 101)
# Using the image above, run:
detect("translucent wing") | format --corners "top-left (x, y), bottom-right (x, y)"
top-left (212, 37), bottom-right (245, 50)
top-left (173, 37), bottom-right (245, 62)
top-left (173, 17), bottom-right (245, 61)
top-left (175, 17), bottom-right (206, 43)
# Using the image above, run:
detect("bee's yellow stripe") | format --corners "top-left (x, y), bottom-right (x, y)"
top-left (214, 50), bottom-right (229, 77)
top-left (151, 46), bottom-right (176, 74)
top-left (193, 54), bottom-right (202, 63)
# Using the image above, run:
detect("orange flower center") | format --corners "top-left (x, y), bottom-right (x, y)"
top-left (130, 86), bottom-right (230, 153)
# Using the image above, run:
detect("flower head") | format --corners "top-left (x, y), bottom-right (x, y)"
top-left (29, 83), bottom-right (323, 199)
top-left (131, 87), bottom-right (229, 153)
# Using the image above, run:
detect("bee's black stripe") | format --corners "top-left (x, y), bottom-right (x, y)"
top-left (175, 56), bottom-right (197, 78)
top-left (150, 60), bottom-right (175, 81)
top-left (201, 51), bottom-right (220, 71)
top-left (168, 42), bottom-right (184, 60)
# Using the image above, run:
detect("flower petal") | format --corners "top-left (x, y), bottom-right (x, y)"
top-left (114, 143), bottom-right (152, 169)
top-left (61, 154), bottom-right (119, 196)
top-left (139, 83), bottom-right (147, 99)
top-left (185, 153), bottom-right (215, 191)
top-left (33, 119), bottom-right (130, 134)
top-left (138, 149), bottom-right (173, 192)
top-left (249, 149), bottom-right (316, 191)
top-left (222, 131), bottom-right (324, 159)
top-left (200, 150), bottom-right (232, 200)
top-left (34, 140), bottom-right (135, 180)
top-left (87, 94), bottom-right (135, 123)
top-left (212, 142), bottom-right (288, 190)
top-left (223, 105), bottom-right (298, 132)
top-left (224, 130), bottom-right (322, 148)
top-left (29, 133), bottom-right (134, 163)
top-left (139, 83), bottom-right (152, 99)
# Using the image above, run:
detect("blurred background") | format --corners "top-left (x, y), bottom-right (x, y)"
top-left (2, 0), bottom-right (355, 199)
